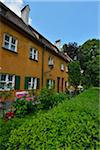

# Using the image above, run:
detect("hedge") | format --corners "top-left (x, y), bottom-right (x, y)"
top-left (7, 88), bottom-right (99, 150)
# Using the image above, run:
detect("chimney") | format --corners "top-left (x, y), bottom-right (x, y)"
top-left (21, 5), bottom-right (30, 25)
top-left (54, 39), bottom-right (61, 50)
top-left (64, 52), bottom-right (67, 56)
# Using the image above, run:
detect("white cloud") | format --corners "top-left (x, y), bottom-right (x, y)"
top-left (1, 0), bottom-right (32, 25)
top-left (1, 0), bottom-right (23, 17)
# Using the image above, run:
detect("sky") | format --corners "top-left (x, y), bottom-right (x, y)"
top-left (1, 0), bottom-right (100, 46)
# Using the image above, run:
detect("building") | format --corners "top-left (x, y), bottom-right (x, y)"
top-left (0, 2), bottom-right (71, 94)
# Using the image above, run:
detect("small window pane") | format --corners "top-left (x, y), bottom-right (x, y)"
top-left (0, 74), bottom-right (6, 81)
top-left (7, 83), bottom-right (12, 89)
top-left (11, 45), bottom-right (15, 51)
top-left (34, 49), bottom-right (36, 54)
top-left (4, 42), bottom-right (9, 49)
top-left (5, 35), bottom-right (10, 41)
top-left (8, 75), bottom-right (13, 81)
top-left (30, 49), bottom-right (33, 58)
top-left (0, 83), bottom-right (5, 89)
top-left (11, 38), bottom-right (16, 44)
top-left (28, 78), bottom-right (31, 83)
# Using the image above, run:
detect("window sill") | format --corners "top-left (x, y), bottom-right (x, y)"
top-left (29, 57), bottom-right (38, 62)
top-left (61, 69), bottom-right (64, 72)
top-left (2, 47), bottom-right (18, 54)
top-left (0, 89), bottom-right (14, 91)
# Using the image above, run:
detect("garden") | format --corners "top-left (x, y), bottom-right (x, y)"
top-left (0, 87), bottom-right (99, 150)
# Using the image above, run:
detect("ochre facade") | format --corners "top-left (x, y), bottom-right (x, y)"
top-left (0, 2), bottom-right (70, 94)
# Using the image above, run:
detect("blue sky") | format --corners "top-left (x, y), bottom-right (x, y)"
top-left (1, 0), bottom-right (99, 46)
top-left (27, 1), bottom-right (99, 46)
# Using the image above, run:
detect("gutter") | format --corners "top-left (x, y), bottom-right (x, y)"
top-left (41, 46), bottom-right (46, 88)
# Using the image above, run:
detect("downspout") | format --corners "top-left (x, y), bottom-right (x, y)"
top-left (42, 45), bottom-right (45, 88)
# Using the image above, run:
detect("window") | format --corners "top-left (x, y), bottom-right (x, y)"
top-left (3, 33), bottom-right (17, 52)
top-left (24, 77), bottom-right (40, 90)
top-left (61, 64), bottom-right (64, 71)
top-left (0, 74), bottom-right (15, 90)
top-left (48, 56), bottom-right (54, 66)
top-left (66, 66), bottom-right (68, 72)
top-left (28, 77), bottom-right (37, 90)
top-left (30, 48), bottom-right (38, 61)
top-left (47, 80), bottom-right (55, 89)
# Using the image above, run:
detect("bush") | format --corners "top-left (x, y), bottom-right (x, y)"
top-left (13, 97), bottom-right (33, 117)
top-left (7, 88), bottom-right (99, 149)
top-left (37, 88), bottom-right (67, 110)
top-left (0, 118), bottom-right (25, 150)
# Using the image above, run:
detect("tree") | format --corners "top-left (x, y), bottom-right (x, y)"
top-left (68, 60), bottom-right (81, 91)
top-left (78, 39), bottom-right (100, 87)
top-left (62, 42), bottom-right (79, 60)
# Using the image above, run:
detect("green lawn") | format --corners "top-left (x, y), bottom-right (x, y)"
top-left (0, 87), bottom-right (99, 150)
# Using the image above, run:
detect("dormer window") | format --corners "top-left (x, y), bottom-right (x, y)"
top-left (48, 56), bottom-right (54, 66)
top-left (66, 66), bottom-right (68, 73)
top-left (3, 33), bottom-right (17, 52)
top-left (61, 64), bottom-right (64, 71)
top-left (30, 48), bottom-right (38, 61)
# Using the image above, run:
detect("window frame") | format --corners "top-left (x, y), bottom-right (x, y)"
top-left (66, 66), bottom-right (68, 73)
top-left (0, 74), bottom-right (15, 91)
top-left (47, 79), bottom-right (55, 89)
top-left (48, 56), bottom-right (54, 66)
top-left (3, 33), bottom-right (18, 52)
top-left (61, 64), bottom-right (64, 71)
top-left (29, 48), bottom-right (38, 61)
top-left (28, 77), bottom-right (37, 90)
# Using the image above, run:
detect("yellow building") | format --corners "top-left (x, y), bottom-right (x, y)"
top-left (0, 2), bottom-right (71, 94)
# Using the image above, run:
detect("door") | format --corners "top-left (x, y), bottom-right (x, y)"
top-left (57, 77), bottom-right (60, 92)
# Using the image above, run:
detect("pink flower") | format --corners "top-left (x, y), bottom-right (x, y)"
top-left (26, 97), bottom-right (32, 101)
top-left (0, 97), bottom-right (3, 102)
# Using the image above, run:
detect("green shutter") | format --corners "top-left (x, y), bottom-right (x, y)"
top-left (15, 76), bottom-right (20, 90)
top-left (24, 77), bottom-right (30, 90)
top-left (46, 80), bottom-right (49, 88)
top-left (53, 80), bottom-right (55, 89)
top-left (37, 78), bottom-right (40, 89)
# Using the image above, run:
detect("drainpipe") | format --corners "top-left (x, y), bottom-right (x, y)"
top-left (42, 45), bottom-right (45, 88)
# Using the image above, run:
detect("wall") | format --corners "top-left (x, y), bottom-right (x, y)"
top-left (0, 21), bottom-right (69, 93)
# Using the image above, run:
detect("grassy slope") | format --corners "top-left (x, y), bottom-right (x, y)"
top-left (7, 87), bottom-right (99, 150)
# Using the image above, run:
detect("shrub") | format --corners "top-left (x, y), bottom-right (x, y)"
top-left (13, 97), bottom-right (33, 117)
top-left (7, 88), bottom-right (99, 149)
top-left (37, 88), bottom-right (67, 110)
top-left (0, 117), bottom-right (25, 150)
top-left (0, 91), bottom-right (12, 117)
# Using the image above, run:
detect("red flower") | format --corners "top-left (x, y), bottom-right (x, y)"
top-left (5, 111), bottom-right (14, 119)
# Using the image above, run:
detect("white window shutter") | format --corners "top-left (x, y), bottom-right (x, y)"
top-left (15, 39), bottom-right (18, 52)
top-left (31, 77), bottom-right (33, 89)
top-left (36, 50), bottom-right (38, 60)
top-left (34, 78), bottom-right (37, 89)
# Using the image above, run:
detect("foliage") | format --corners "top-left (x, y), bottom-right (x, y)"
top-left (0, 91), bottom-right (12, 101)
top-left (13, 97), bottom-right (33, 117)
top-left (68, 60), bottom-right (81, 88)
top-left (62, 42), bottom-right (79, 60)
top-left (0, 91), bottom-right (12, 117)
top-left (78, 39), bottom-right (100, 87)
top-left (0, 117), bottom-right (26, 150)
top-left (7, 88), bottom-right (99, 150)
top-left (37, 88), bottom-right (67, 110)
